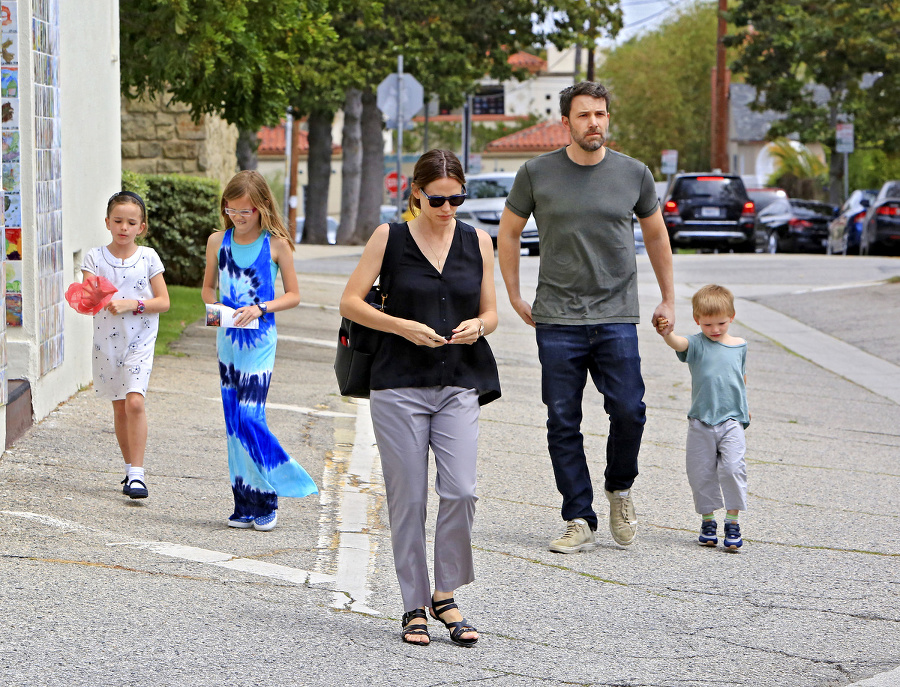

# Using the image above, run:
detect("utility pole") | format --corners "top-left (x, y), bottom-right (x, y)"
top-left (287, 113), bottom-right (301, 237)
top-left (711, 0), bottom-right (729, 172)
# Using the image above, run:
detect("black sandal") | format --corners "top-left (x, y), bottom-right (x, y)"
top-left (400, 608), bottom-right (430, 646)
top-left (430, 596), bottom-right (478, 647)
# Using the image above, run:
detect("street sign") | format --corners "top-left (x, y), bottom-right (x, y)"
top-left (836, 123), bottom-right (854, 154)
top-left (377, 73), bottom-right (424, 127)
top-left (384, 171), bottom-right (408, 195)
top-left (661, 149), bottom-right (678, 175)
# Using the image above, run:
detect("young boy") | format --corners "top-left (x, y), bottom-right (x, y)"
top-left (657, 284), bottom-right (749, 551)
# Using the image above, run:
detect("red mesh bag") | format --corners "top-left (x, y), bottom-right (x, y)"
top-left (65, 275), bottom-right (118, 315)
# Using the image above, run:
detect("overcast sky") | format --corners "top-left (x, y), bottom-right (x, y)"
top-left (616, 0), bottom-right (694, 42)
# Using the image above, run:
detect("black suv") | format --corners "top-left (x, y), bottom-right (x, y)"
top-left (663, 173), bottom-right (756, 252)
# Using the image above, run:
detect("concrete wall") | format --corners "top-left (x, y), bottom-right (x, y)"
top-left (121, 92), bottom-right (238, 192)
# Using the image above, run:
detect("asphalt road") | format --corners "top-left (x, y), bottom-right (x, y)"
top-left (1, 248), bottom-right (899, 687)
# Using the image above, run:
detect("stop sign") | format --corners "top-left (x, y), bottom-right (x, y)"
top-left (384, 171), bottom-right (408, 194)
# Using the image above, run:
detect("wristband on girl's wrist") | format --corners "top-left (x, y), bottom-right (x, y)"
top-left (133, 300), bottom-right (145, 315)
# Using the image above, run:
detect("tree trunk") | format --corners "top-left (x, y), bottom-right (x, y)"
top-left (357, 89), bottom-right (385, 242)
top-left (304, 110), bottom-right (333, 244)
top-left (337, 88), bottom-right (363, 245)
top-left (236, 128), bottom-right (258, 170)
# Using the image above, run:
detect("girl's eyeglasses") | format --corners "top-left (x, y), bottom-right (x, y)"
top-left (224, 208), bottom-right (256, 217)
top-left (420, 188), bottom-right (467, 208)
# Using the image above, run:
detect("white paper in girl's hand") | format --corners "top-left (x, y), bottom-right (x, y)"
top-left (205, 304), bottom-right (259, 329)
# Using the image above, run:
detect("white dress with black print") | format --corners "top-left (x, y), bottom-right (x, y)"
top-left (82, 246), bottom-right (164, 400)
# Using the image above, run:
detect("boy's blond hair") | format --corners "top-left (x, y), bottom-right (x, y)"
top-left (692, 284), bottom-right (735, 319)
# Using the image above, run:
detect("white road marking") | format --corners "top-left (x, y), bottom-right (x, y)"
top-left (1, 511), bottom-right (338, 589)
top-left (315, 398), bottom-right (383, 616)
top-left (110, 541), bottom-right (335, 586)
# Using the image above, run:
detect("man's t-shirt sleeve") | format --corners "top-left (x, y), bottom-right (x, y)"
top-left (635, 166), bottom-right (659, 219)
top-left (505, 164), bottom-right (534, 219)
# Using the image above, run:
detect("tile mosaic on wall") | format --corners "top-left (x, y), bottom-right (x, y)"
top-left (32, 0), bottom-right (62, 374)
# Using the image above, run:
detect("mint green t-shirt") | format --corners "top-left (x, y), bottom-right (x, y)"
top-left (505, 147), bottom-right (658, 325)
top-left (676, 332), bottom-right (750, 428)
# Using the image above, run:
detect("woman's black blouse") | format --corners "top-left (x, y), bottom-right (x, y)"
top-left (370, 221), bottom-right (500, 405)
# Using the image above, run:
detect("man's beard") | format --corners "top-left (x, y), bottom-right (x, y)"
top-left (571, 126), bottom-right (606, 152)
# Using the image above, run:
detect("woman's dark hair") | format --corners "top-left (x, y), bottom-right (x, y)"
top-left (407, 149), bottom-right (466, 217)
top-left (559, 81), bottom-right (611, 118)
top-left (107, 191), bottom-right (147, 224)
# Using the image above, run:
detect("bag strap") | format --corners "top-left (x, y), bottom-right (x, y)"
top-left (378, 221), bottom-right (405, 309)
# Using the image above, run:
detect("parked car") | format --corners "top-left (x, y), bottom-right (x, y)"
top-left (380, 204), bottom-right (401, 224)
top-left (454, 172), bottom-right (540, 255)
top-left (754, 198), bottom-right (838, 254)
top-left (633, 215), bottom-right (645, 255)
top-left (747, 187), bottom-right (788, 213)
top-left (826, 189), bottom-right (877, 255)
top-left (295, 216), bottom-right (338, 244)
top-left (859, 181), bottom-right (900, 256)
top-left (662, 173), bottom-right (756, 252)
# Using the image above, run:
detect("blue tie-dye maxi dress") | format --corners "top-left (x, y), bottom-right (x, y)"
top-left (216, 229), bottom-right (318, 519)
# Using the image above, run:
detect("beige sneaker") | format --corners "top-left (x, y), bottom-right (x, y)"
top-left (606, 489), bottom-right (638, 546)
top-left (549, 518), bottom-right (596, 553)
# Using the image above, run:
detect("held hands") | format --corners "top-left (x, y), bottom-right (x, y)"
top-left (402, 318), bottom-right (485, 347)
top-left (652, 302), bottom-right (675, 336)
top-left (655, 317), bottom-right (670, 336)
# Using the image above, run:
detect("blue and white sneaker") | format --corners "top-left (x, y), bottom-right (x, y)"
top-left (227, 515), bottom-right (255, 529)
top-left (723, 521), bottom-right (743, 551)
top-left (699, 519), bottom-right (718, 546)
top-left (253, 512), bottom-right (278, 532)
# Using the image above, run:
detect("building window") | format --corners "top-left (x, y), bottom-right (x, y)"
top-left (473, 87), bottom-right (504, 116)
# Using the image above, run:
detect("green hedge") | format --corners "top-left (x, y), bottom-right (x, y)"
top-left (122, 172), bottom-right (222, 287)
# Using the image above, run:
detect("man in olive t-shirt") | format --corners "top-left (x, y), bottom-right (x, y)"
top-left (498, 81), bottom-right (675, 553)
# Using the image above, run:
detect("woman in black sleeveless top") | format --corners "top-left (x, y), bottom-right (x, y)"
top-left (340, 150), bottom-right (500, 647)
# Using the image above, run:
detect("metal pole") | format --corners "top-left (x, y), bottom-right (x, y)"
top-left (397, 55), bottom-right (404, 220)
top-left (462, 96), bottom-right (471, 173)
top-left (844, 152), bottom-right (849, 203)
top-left (283, 108), bottom-right (293, 222)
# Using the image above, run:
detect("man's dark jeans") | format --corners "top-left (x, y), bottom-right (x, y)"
top-left (536, 323), bottom-right (646, 531)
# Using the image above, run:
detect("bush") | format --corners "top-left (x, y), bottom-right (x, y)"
top-left (123, 173), bottom-right (222, 287)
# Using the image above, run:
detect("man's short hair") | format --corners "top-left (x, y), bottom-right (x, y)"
top-left (692, 284), bottom-right (735, 319)
top-left (559, 82), bottom-right (611, 117)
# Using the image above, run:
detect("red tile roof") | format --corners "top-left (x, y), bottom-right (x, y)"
top-left (257, 122), bottom-right (341, 156)
top-left (508, 51), bottom-right (547, 74)
top-left (484, 119), bottom-right (571, 153)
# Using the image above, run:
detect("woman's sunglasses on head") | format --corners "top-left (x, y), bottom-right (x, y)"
top-left (420, 188), bottom-right (467, 208)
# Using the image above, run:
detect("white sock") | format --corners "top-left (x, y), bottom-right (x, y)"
top-left (124, 463), bottom-right (131, 477)
top-left (127, 466), bottom-right (145, 483)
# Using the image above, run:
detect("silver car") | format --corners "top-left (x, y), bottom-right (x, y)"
top-left (454, 172), bottom-right (540, 255)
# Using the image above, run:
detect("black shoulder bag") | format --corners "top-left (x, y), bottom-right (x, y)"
top-left (334, 223), bottom-right (400, 398)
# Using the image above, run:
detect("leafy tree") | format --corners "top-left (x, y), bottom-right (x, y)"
top-left (764, 138), bottom-right (827, 199)
top-left (727, 1), bottom-right (900, 203)
top-left (294, 0), bottom-right (624, 244)
top-left (600, 1), bottom-right (720, 176)
top-left (120, 0), bottom-right (335, 131)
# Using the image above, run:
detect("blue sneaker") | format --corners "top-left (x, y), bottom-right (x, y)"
top-left (253, 512), bottom-right (278, 531)
top-left (227, 515), bottom-right (254, 529)
top-left (723, 521), bottom-right (743, 551)
top-left (699, 519), bottom-right (718, 546)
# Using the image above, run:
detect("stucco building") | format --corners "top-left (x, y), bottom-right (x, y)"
top-left (1, 0), bottom-right (121, 447)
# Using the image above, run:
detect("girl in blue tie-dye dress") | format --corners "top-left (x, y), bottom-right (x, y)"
top-left (201, 171), bottom-right (317, 531)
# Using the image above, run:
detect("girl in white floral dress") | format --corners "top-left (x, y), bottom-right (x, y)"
top-left (81, 191), bottom-right (169, 500)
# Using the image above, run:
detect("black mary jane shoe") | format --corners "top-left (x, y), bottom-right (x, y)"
top-left (430, 596), bottom-right (478, 647)
top-left (127, 479), bottom-right (148, 499)
top-left (400, 608), bottom-right (430, 646)
top-left (121, 477), bottom-right (130, 496)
